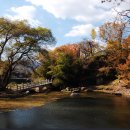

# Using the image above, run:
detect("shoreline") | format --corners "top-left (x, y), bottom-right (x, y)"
top-left (95, 79), bottom-right (130, 98)
top-left (0, 91), bottom-right (70, 112)
top-left (94, 89), bottom-right (130, 97)
top-left (0, 80), bottom-right (130, 112)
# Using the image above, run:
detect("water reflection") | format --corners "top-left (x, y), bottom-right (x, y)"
top-left (0, 93), bottom-right (130, 128)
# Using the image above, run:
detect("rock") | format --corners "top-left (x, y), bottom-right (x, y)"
top-left (25, 91), bottom-right (30, 94)
top-left (81, 87), bottom-right (87, 91)
top-left (72, 90), bottom-right (80, 93)
top-left (35, 87), bottom-right (40, 93)
top-left (66, 87), bottom-right (70, 91)
top-left (29, 89), bottom-right (36, 94)
top-left (72, 88), bottom-right (80, 93)
top-left (61, 89), bottom-right (66, 92)
top-left (43, 87), bottom-right (47, 90)
top-left (65, 87), bottom-right (73, 92)
top-left (114, 93), bottom-right (122, 96)
top-left (61, 89), bottom-right (71, 93)
top-left (70, 92), bottom-right (80, 97)
top-left (87, 89), bottom-right (93, 92)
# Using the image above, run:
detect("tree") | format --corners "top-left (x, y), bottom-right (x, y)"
top-left (79, 40), bottom-right (103, 59)
top-left (101, 0), bottom-right (130, 23)
top-left (0, 18), bottom-right (55, 91)
top-left (117, 54), bottom-right (130, 82)
top-left (54, 44), bottom-right (80, 59)
top-left (99, 22), bottom-right (126, 49)
top-left (122, 35), bottom-right (130, 58)
top-left (32, 49), bottom-right (52, 80)
top-left (91, 29), bottom-right (96, 41)
top-left (99, 21), bottom-right (130, 69)
top-left (101, 0), bottom-right (125, 4)
top-left (35, 44), bottom-right (84, 88)
top-left (47, 52), bottom-right (74, 87)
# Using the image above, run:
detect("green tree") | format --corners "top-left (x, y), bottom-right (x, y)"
top-left (32, 49), bottom-right (52, 80)
top-left (40, 49), bottom-right (83, 88)
top-left (48, 53), bottom-right (73, 87)
top-left (0, 18), bottom-right (55, 91)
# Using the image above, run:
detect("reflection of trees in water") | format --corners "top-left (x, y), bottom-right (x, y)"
top-left (0, 96), bottom-right (130, 128)
top-left (0, 112), bottom-right (12, 128)
top-left (0, 110), bottom-right (38, 128)
top-left (112, 96), bottom-right (130, 127)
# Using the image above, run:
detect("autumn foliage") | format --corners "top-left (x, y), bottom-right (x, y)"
top-left (54, 44), bottom-right (80, 59)
top-left (33, 30), bottom-right (130, 89)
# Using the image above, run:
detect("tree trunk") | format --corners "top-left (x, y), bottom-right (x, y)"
top-left (0, 65), bottom-right (13, 91)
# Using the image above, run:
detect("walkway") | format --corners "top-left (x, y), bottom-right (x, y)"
top-left (8, 79), bottom-right (52, 92)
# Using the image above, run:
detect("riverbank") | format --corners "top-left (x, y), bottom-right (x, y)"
top-left (0, 91), bottom-right (70, 112)
top-left (95, 79), bottom-right (130, 97)
top-left (0, 79), bottom-right (130, 112)
top-left (0, 89), bottom-right (130, 112)
top-left (0, 90), bottom-right (103, 112)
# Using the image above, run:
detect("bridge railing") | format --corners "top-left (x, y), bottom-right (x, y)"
top-left (7, 79), bottom-right (53, 92)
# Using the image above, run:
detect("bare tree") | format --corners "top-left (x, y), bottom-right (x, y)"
top-left (79, 40), bottom-right (103, 59)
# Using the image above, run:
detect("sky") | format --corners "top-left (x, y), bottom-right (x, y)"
top-left (0, 0), bottom-right (129, 48)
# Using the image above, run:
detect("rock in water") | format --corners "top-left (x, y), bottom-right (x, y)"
top-left (70, 92), bottom-right (80, 97)
top-left (25, 91), bottom-right (30, 94)
top-left (115, 93), bottom-right (122, 96)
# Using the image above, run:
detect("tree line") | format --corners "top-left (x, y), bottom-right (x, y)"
top-left (32, 31), bottom-right (129, 89)
top-left (0, 0), bottom-right (129, 91)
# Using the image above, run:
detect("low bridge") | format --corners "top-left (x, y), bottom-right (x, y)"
top-left (7, 79), bottom-right (52, 93)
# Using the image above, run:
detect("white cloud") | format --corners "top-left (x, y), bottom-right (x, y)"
top-left (25, 0), bottom-right (129, 37)
top-left (65, 24), bottom-right (94, 37)
top-left (6, 5), bottom-right (40, 26)
top-left (25, 0), bottom-right (116, 23)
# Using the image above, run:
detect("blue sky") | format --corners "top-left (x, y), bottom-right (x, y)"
top-left (0, 0), bottom-right (128, 47)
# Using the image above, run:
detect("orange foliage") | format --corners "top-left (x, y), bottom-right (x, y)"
top-left (117, 54), bottom-right (130, 81)
top-left (106, 40), bottom-right (119, 50)
top-left (122, 35), bottom-right (130, 49)
top-left (54, 44), bottom-right (80, 59)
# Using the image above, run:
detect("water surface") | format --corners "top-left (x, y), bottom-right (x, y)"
top-left (0, 92), bottom-right (130, 129)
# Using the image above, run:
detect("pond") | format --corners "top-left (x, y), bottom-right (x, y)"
top-left (0, 92), bottom-right (130, 129)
